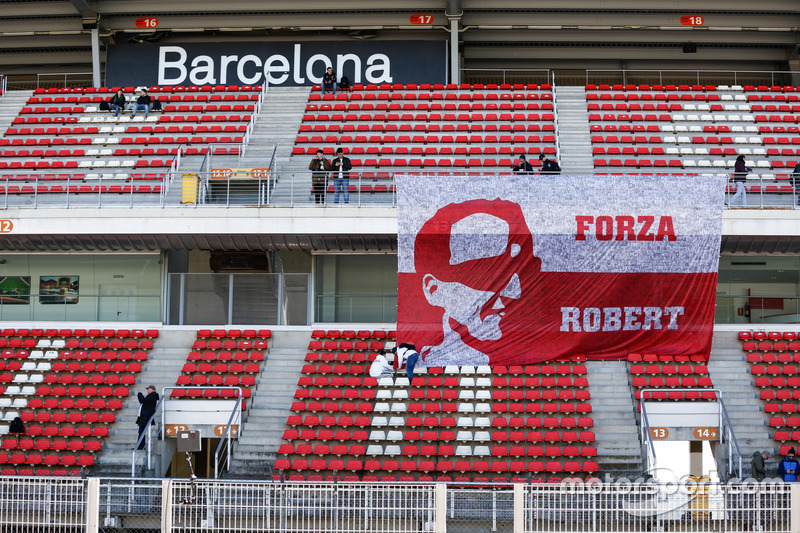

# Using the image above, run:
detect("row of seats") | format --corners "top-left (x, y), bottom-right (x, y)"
top-left (308, 103), bottom-right (553, 113)
top-left (33, 85), bottom-right (261, 94)
top-left (742, 332), bottom-right (800, 456)
top-left (0, 330), bottom-right (150, 474)
top-left (585, 84), bottom-right (799, 92)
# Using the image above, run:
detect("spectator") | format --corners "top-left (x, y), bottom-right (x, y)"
top-left (131, 88), bottom-right (152, 118)
top-left (136, 385), bottom-right (159, 450)
top-left (369, 351), bottom-right (394, 378)
top-left (339, 75), bottom-right (351, 92)
top-left (539, 154), bottom-right (561, 174)
top-left (730, 154), bottom-right (752, 206)
top-left (322, 67), bottom-right (337, 95)
top-left (107, 89), bottom-right (127, 118)
top-left (308, 149), bottom-right (331, 205)
top-left (392, 343), bottom-right (419, 382)
top-left (751, 451), bottom-right (770, 481)
top-left (777, 448), bottom-right (798, 482)
top-left (512, 154), bottom-right (534, 174)
top-left (331, 147), bottom-right (353, 204)
top-left (8, 416), bottom-right (25, 439)
top-left (791, 162), bottom-right (800, 205)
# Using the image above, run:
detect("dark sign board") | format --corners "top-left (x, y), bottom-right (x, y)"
top-left (106, 41), bottom-right (447, 87)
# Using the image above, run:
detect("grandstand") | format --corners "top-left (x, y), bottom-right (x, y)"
top-left (0, 1), bottom-right (799, 532)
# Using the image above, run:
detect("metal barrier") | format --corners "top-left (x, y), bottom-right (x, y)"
top-left (583, 69), bottom-right (800, 87)
top-left (0, 171), bottom-right (797, 210)
top-left (0, 478), bottom-right (797, 533)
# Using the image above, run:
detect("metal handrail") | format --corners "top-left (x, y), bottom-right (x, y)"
top-left (719, 399), bottom-right (743, 479)
top-left (639, 399), bottom-right (658, 477)
top-left (213, 392), bottom-right (244, 479)
top-left (131, 394), bottom-right (166, 477)
top-left (585, 69), bottom-right (800, 86)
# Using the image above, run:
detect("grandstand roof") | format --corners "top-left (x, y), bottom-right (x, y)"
top-left (1, 1), bottom-right (798, 84)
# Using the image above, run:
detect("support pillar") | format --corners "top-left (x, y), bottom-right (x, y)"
top-left (91, 27), bottom-right (101, 87)
top-left (449, 18), bottom-right (459, 85)
top-left (689, 441), bottom-right (703, 477)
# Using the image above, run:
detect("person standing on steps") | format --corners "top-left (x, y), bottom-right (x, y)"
top-left (136, 385), bottom-right (159, 450)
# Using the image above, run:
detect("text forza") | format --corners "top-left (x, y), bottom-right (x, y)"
top-left (575, 215), bottom-right (677, 241)
top-left (559, 306), bottom-right (685, 332)
top-left (158, 44), bottom-right (393, 86)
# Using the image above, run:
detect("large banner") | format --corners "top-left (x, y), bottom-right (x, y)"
top-left (106, 41), bottom-right (446, 87)
top-left (397, 175), bottom-right (726, 366)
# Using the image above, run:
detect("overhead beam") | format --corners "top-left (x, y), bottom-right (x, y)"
top-left (68, 0), bottom-right (97, 19)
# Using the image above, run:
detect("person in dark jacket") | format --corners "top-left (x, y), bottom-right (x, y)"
top-left (512, 154), bottom-right (534, 174)
top-left (751, 451), bottom-right (770, 481)
top-left (791, 162), bottom-right (800, 206)
top-left (730, 154), bottom-right (752, 206)
top-left (331, 147), bottom-right (353, 204)
top-left (322, 67), bottom-right (337, 95)
top-left (132, 88), bottom-right (152, 118)
top-left (108, 89), bottom-right (127, 117)
top-left (308, 149), bottom-right (331, 205)
top-left (777, 448), bottom-right (799, 482)
top-left (136, 385), bottom-right (159, 449)
top-left (539, 154), bottom-right (561, 174)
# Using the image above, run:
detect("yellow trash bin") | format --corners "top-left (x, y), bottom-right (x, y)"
top-left (181, 173), bottom-right (199, 204)
top-left (688, 475), bottom-right (710, 518)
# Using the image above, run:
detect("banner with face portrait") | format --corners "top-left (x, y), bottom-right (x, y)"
top-left (396, 174), bottom-right (726, 366)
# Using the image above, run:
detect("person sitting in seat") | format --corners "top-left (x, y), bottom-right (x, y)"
top-left (107, 89), bottom-right (127, 117)
top-left (132, 88), bottom-right (152, 118)
top-left (322, 67), bottom-right (337, 95)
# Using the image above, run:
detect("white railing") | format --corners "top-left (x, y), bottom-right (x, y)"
top-left (0, 478), bottom-right (797, 533)
top-left (0, 171), bottom-right (798, 209)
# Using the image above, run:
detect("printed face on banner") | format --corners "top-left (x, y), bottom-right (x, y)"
top-left (397, 175), bottom-right (726, 366)
top-left (414, 200), bottom-right (539, 365)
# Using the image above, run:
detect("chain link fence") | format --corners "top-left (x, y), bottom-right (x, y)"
top-left (0, 477), bottom-right (796, 533)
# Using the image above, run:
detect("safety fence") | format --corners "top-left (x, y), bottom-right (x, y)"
top-left (1, 170), bottom-right (797, 210)
top-left (0, 478), bottom-right (797, 533)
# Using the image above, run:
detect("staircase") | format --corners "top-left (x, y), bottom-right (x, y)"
top-left (93, 329), bottom-right (195, 476)
top-left (586, 360), bottom-right (644, 479)
top-left (226, 329), bottom-right (309, 478)
top-left (554, 86), bottom-right (594, 174)
top-left (0, 90), bottom-right (32, 135)
top-left (708, 331), bottom-right (776, 478)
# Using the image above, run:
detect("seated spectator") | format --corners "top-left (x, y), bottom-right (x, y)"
top-left (339, 75), bottom-right (351, 92)
top-left (512, 154), bottom-right (534, 174)
top-left (107, 89), bottom-right (126, 117)
top-left (539, 154), bottom-right (561, 174)
top-left (322, 67), bottom-right (337, 95)
top-left (132, 88), bottom-right (152, 118)
top-left (369, 351), bottom-right (394, 378)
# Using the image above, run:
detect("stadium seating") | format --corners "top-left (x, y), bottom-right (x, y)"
top-left (0, 328), bottom-right (154, 475)
top-left (586, 84), bottom-right (800, 197)
top-left (276, 330), bottom-right (597, 483)
top-left (627, 352), bottom-right (716, 402)
top-left (741, 330), bottom-right (800, 455)
top-left (0, 85), bottom-right (262, 196)
top-left (171, 329), bottom-right (271, 404)
top-left (292, 83), bottom-right (556, 195)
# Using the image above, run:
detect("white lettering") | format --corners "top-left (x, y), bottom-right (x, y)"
top-left (293, 43), bottom-right (305, 84)
top-left (561, 306), bottom-right (685, 332)
top-left (189, 55), bottom-right (216, 85)
top-left (623, 307), bottom-right (642, 331)
top-left (306, 53), bottom-right (332, 84)
top-left (583, 308), bottom-right (601, 332)
top-left (664, 306), bottom-right (685, 329)
top-left (264, 54), bottom-right (290, 85)
top-left (158, 46), bottom-right (187, 85)
top-left (365, 53), bottom-right (392, 83)
top-left (220, 55), bottom-right (239, 85)
top-left (642, 307), bottom-right (662, 330)
top-left (603, 307), bottom-right (622, 331)
top-left (237, 54), bottom-right (263, 85)
top-left (336, 53), bottom-right (361, 83)
top-left (560, 307), bottom-right (581, 332)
